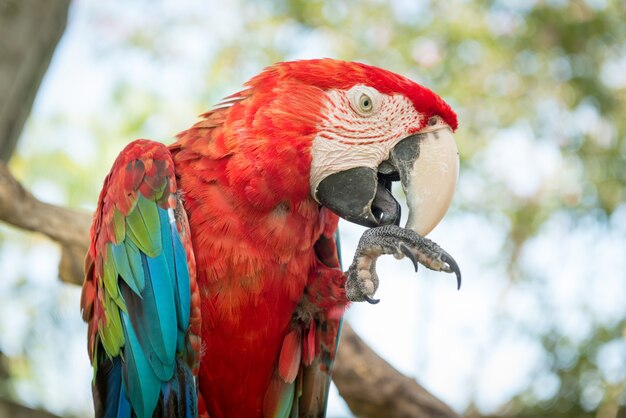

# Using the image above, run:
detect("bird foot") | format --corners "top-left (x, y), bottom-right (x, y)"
top-left (345, 225), bottom-right (461, 303)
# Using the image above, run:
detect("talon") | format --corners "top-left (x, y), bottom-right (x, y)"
top-left (399, 242), bottom-right (418, 272)
top-left (363, 295), bottom-right (380, 304)
top-left (441, 251), bottom-right (462, 290)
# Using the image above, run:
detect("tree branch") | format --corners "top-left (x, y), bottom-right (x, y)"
top-left (335, 323), bottom-right (460, 418)
top-left (0, 0), bottom-right (71, 163)
top-left (0, 162), bottom-right (461, 418)
top-left (0, 353), bottom-right (62, 418)
top-left (0, 162), bottom-right (90, 285)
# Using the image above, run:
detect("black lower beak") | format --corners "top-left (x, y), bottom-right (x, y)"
top-left (372, 178), bottom-right (401, 226)
top-left (315, 167), bottom-right (401, 227)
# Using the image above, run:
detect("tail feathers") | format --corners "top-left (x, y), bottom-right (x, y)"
top-left (94, 355), bottom-right (197, 418)
top-left (95, 357), bottom-right (132, 418)
top-left (154, 359), bottom-right (198, 417)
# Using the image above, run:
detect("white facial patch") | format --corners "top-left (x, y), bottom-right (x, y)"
top-left (310, 86), bottom-right (422, 199)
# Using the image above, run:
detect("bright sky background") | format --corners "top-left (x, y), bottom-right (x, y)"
top-left (1, 0), bottom-right (625, 417)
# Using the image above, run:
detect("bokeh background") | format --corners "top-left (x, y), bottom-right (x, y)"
top-left (1, 0), bottom-right (625, 417)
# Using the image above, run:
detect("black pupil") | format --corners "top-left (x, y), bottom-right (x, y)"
top-left (363, 98), bottom-right (370, 107)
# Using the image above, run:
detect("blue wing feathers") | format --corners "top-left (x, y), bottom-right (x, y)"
top-left (172, 221), bottom-right (191, 330)
top-left (145, 252), bottom-right (178, 364)
top-left (159, 209), bottom-right (175, 281)
top-left (156, 358), bottom-right (198, 417)
top-left (115, 383), bottom-right (131, 418)
top-left (120, 311), bottom-right (160, 418)
top-left (101, 201), bottom-right (195, 417)
top-left (91, 145), bottom-right (197, 418)
top-left (119, 255), bottom-right (174, 382)
top-left (97, 357), bottom-right (131, 418)
top-left (158, 208), bottom-right (191, 348)
top-left (158, 209), bottom-right (185, 330)
top-left (182, 364), bottom-right (197, 417)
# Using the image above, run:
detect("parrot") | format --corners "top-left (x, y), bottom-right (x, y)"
top-left (80, 58), bottom-right (461, 418)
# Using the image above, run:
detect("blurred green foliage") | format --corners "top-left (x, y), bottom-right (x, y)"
top-left (1, 0), bottom-right (625, 417)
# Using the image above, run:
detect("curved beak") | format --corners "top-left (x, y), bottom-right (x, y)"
top-left (391, 127), bottom-right (459, 235)
top-left (314, 127), bottom-right (458, 234)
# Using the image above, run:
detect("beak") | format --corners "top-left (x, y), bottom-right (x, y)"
top-left (391, 127), bottom-right (459, 235)
top-left (315, 127), bottom-right (458, 234)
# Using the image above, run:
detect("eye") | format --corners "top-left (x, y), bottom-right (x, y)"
top-left (427, 116), bottom-right (438, 126)
top-left (359, 94), bottom-right (373, 113)
top-left (348, 85), bottom-right (381, 117)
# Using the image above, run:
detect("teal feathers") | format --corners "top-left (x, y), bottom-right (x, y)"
top-left (86, 141), bottom-right (198, 418)
top-left (112, 203), bottom-right (191, 417)
top-left (121, 310), bottom-right (161, 418)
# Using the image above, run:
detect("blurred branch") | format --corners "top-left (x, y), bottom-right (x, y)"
top-left (335, 323), bottom-right (460, 418)
top-left (0, 0), bottom-right (71, 163)
top-left (0, 162), bottom-right (89, 285)
top-left (0, 398), bottom-right (61, 418)
top-left (0, 163), bottom-right (461, 418)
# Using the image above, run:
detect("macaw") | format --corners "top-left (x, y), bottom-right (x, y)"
top-left (81, 58), bottom-right (461, 418)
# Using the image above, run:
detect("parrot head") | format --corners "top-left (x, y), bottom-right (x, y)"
top-left (224, 59), bottom-right (459, 236)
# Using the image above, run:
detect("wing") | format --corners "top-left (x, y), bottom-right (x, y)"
top-left (81, 140), bottom-right (201, 418)
top-left (264, 209), bottom-right (346, 418)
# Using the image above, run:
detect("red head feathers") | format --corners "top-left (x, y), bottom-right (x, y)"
top-left (246, 59), bottom-right (458, 131)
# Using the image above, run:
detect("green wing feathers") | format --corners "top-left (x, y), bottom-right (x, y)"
top-left (81, 140), bottom-right (200, 418)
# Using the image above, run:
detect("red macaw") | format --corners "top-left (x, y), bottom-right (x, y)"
top-left (81, 59), bottom-right (461, 418)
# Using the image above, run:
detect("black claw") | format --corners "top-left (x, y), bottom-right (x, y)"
top-left (441, 251), bottom-right (462, 290)
top-left (363, 295), bottom-right (380, 304)
top-left (399, 243), bottom-right (418, 272)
